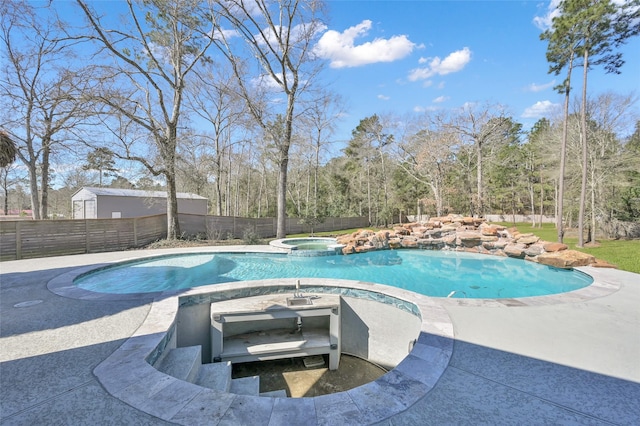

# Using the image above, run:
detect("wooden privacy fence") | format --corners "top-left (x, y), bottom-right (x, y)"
top-left (180, 214), bottom-right (369, 239)
top-left (0, 214), bottom-right (368, 261)
top-left (0, 215), bottom-right (167, 261)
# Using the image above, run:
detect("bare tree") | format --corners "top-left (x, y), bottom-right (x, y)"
top-left (186, 62), bottom-right (248, 215)
top-left (76, 0), bottom-right (214, 238)
top-left (212, 0), bottom-right (326, 237)
top-left (397, 114), bottom-right (457, 217)
top-left (440, 103), bottom-right (509, 216)
top-left (585, 92), bottom-right (638, 240)
top-left (1, 0), bottom-right (91, 219)
top-left (299, 91), bottom-right (344, 224)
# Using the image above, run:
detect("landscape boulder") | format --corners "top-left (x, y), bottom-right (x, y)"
top-left (537, 250), bottom-right (595, 269)
top-left (543, 242), bottom-right (568, 252)
top-left (331, 214), bottom-right (606, 269)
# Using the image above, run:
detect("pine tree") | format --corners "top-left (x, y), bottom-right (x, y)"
top-left (541, 0), bottom-right (640, 244)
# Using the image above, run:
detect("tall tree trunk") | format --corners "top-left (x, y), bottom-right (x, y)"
top-left (529, 182), bottom-right (536, 227)
top-left (590, 169), bottom-right (596, 243)
top-left (245, 167), bottom-right (251, 217)
top-left (27, 163), bottom-right (40, 220)
top-left (40, 138), bottom-right (51, 219)
top-left (577, 48), bottom-right (589, 248)
top-left (557, 61), bottom-right (573, 243)
top-left (276, 152), bottom-right (288, 237)
top-left (3, 172), bottom-right (9, 215)
top-left (258, 166), bottom-right (264, 218)
top-left (366, 159), bottom-right (372, 225)
top-left (226, 149), bottom-right (232, 216)
top-left (214, 141), bottom-right (223, 216)
top-left (476, 144), bottom-right (483, 217)
top-left (314, 137), bottom-right (319, 219)
top-left (166, 172), bottom-right (180, 239)
top-left (379, 149), bottom-right (389, 226)
top-left (539, 172), bottom-right (544, 228)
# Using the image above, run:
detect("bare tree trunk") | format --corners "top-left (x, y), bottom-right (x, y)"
top-left (305, 161), bottom-right (311, 217)
top-left (166, 172), bottom-right (180, 239)
top-left (476, 143), bottom-right (483, 216)
top-left (245, 166), bottom-right (251, 217)
top-left (27, 165), bottom-right (40, 220)
top-left (234, 157), bottom-right (240, 216)
top-left (314, 138), bottom-right (319, 219)
top-left (39, 135), bottom-right (52, 219)
top-left (226, 149), bottom-right (232, 216)
top-left (257, 165), bottom-right (264, 218)
top-left (366, 159), bottom-right (372, 225)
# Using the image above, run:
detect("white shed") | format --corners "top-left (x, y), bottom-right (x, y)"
top-left (71, 187), bottom-right (208, 219)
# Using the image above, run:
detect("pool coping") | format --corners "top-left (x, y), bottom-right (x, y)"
top-left (90, 278), bottom-right (454, 425)
top-left (44, 247), bottom-right (622, 424)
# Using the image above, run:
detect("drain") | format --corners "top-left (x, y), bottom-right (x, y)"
top-left (303, 355), bottom-right (325, 368)
top-left (14, 300), bottom-right (43, 308)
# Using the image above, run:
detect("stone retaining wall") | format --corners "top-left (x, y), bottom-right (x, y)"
top-left (336, 214), bottom-right (611, 269)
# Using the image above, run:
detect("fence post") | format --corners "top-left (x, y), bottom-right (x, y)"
top-left (133, 217), bottom-right (138, 247)
top-left (85, 220), bottom-right (90, 253)
top-left (15, 221), bottom-right (22, 260)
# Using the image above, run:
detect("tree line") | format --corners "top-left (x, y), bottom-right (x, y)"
top-left (1, 0), bottom-right (639, 243)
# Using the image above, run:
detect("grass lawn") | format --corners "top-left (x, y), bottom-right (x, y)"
top-left (290, 224), bottom-right (640, 275)
top-left (498, 222), bottom-right (640, 274)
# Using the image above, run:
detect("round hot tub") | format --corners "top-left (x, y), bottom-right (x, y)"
top-left (270, 237), bottom-right (345, 256)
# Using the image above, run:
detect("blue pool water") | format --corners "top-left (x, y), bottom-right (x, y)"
top-left (74, 250), bottom-right (593, 298)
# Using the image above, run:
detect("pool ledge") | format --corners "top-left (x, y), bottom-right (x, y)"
top-left (430, 266), bottom-right (620, 307)
top-left (43, 250), bottom-right (623, 424)
top-left (91, 279), bottom-right (454, 425)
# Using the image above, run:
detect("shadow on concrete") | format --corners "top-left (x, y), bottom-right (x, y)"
top-left (2, 260), bottom-right (639, 424)
top-left (1, 267), bottom-right (157, 337)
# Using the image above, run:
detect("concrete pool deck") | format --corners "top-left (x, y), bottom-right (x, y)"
top-left (1, 246), bottom-right (639, 425)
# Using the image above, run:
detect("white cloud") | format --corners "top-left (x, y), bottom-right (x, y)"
top-left (521, 100), bottom-right (560, 118)
top-left (533, 0), bottom-right (562, 30)
top-left (314, 20), bottom-right (416, 68)
top-left (408, 47), bottom-right (472, 81)
top-left (210, 27), bottom-right (239, 42)
top-left (378, 94), bottom-right (390, 100)
top-left (433, 95), bottom-right (449, 103)
top-left (526, 80), bottom-right (556, 92)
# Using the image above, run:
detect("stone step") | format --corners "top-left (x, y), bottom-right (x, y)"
top-left (229, 375), bottom-right (260, 396)
top-left (155, 346), bottom-right (201, 383)
top-left (260, 389), bottom-right (288, 398)
top-left (194, 361), bottom-right (232, 392)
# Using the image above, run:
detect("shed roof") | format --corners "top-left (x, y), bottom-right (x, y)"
top-left (74, 187), bottom-right (207, 200)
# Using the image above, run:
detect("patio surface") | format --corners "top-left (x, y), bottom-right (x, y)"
top-left (1, 247), bottom-right (639, 425)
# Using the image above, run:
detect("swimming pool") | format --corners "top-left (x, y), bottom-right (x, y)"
top-left (74, 250), bottom-right (593, 298)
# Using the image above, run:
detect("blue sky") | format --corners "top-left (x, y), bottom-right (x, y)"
top-left (49, 0), bottom-right (640, 145)
top-left (314, 0), bottom-right (640, 143)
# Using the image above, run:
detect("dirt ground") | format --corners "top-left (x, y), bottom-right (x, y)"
top-left (231, 354), bottom-right (386, 398)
